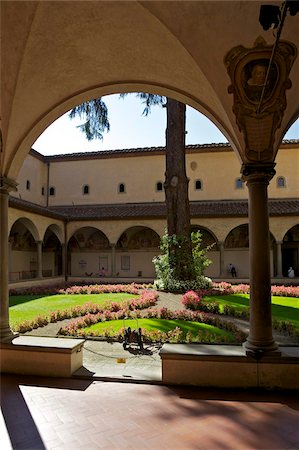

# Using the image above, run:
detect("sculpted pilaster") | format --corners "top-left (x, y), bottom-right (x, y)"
top-left (225, 37), bottom-right (297, 163)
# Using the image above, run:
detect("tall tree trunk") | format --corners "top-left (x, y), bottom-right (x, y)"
top-left (164, 98), bottom-right (194, 280)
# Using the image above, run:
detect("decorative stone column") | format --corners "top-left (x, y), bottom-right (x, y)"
top-left (224, 37), bottom-right (297, 357)
top-left (219, 241), bottom-right (225, 277)
top-left (242, 164), bottom-right (279, 355)
top-left (61, 243), bottom-right (66, 278)
top-left (111, 244), bottom-right (116, 277)
top-left (8, 239), bottom-right (13, 281)
top-left (36, 240), bottom-right (43, 278)
top-left (276, 241), bottom-right (283, 278)
top-left (0, 177), bottom-right (17, 341)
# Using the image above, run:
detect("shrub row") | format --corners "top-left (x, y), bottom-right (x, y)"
top-left (9, 282), bottom-right (151, 296)
top-left (13, 290), bottom-right (158, 333)
top-left (182, 290), bottom-right (299, 342)
top-left (208, 282), bottom-right (299, 297)
top-left (58, 306), bottom-right (247, 343)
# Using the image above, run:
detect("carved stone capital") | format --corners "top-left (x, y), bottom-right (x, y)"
top-left (241, 163), bottom-right (276, 183)
top-left (225, 37), bottom-right (297, 163)
top-left (0, 176), bottom-right (18, 194)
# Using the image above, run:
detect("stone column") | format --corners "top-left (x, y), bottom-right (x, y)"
top-left (61, 243), bottom-right (66, 277)
top-left (276, 241), bottom-right (283, 278)
top-left (111, 244), bottom-right (116, 277)
top-left (219, 241), bottom-right (225, 277)
top-left (8, 239), bottom-right (13, 281)
top-left (242, 164), bottom-right (279, 356)
top-left (0, 177), bottom-right (17, 341)
top-left (36, 240), bottom-right (43, 278)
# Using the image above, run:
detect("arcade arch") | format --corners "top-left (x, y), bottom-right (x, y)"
top-left (282, 224), bottom-right (299, 277)
top-left (116, 226), bottom-right (160, 278)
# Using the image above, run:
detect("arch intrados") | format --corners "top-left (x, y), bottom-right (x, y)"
top-left (67, 226), bottom-right (109, 244)
top-left (44, 224), bottom-right (63, 244)
top-left (8, 81), bottom-right (240, 180)
top-left (224, 222), bottom-right (249, 243)
top-left (9, 217), bottom-right (39, 241)
top-left (283, 224), bottom-right (299, 242)
top-left (116, 225), bottom-right (160, 244)
top-left (190, 224), bottom-right (218, 243)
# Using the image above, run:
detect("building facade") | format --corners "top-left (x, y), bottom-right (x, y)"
top-left (8, 140), bottom-right (299, 284)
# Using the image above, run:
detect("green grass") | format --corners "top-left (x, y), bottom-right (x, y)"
top-left (203, 294), bottom-right (299, 330)
top-left (9, 293), bottom-right (138, 327)
top-left (84, 318), bottom-right (235, 341)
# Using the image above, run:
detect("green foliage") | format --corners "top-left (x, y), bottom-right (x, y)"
top-left (120, 93), bottom-right (166, 116)
top-left (69, 98), bottom-right (110, 141)
top-left (153, 230), bottom-right (212, 292)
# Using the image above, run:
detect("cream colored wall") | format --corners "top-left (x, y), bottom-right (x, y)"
top-left (268, 147), bottom-right (299, 199)
top-left (17, 145), bottom-right (299, 207)
top-left (8, 208), bottom-right (64, 242)
top-left (11, 154), bottom-right (48, 205)
top-left (47, 155), bottom-right (166, 206)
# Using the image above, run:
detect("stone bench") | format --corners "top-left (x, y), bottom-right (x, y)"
top-left (0, 336), bottom-right (85, 378)
top-left (159, 344), bottom-right (299, 389)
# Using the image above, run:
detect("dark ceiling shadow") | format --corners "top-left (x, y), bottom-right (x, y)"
top-left (164, 384), bottom-right (299, 411)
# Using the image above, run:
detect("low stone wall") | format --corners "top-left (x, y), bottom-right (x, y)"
top-left (0, 336), bottom-right (85, 378)
top-left (160, 344), bottom-right (299, 390)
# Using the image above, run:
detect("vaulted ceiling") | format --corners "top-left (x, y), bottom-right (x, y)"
top-left (1, 1), bottom-right (299, 178)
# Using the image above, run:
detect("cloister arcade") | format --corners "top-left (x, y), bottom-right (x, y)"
top-left (1, 1), bottom-right (299, 365)
top-left (8, 214), bottom-right (299, 282)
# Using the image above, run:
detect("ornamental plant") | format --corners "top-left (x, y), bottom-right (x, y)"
top-left (182, 291), bottom-right (202, 310)
top-left (153, 231), bottom-right (212, 293)
top-left (13, 290), bottom-right (158, 333)
top-left (58, 306), bottom-right (247, 343)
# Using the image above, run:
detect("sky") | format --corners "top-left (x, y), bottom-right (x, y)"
top-left (33, 94), bottom-right (299, 156)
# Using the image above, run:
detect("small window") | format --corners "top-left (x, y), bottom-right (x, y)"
top-left (277, 176), bottom-right (286, 188)
top-left (41, 187), bottom-right (45, 196)
top-left (195, 179), bottom-right (202, 190)
top-left (26, 180), bottom-right (30, 191)
top-left (118, 183), bottom-right (125, 193)
top-left (49, 186), bottom-right (55, 196)
top-left (121, 255), bottom-right (130, 270)
top-left (83, 184), bottom-right (90, 195)
top-left (156, 181), bottom-right (163, 192)
top-left (235, 178), bottom-right (244, 189)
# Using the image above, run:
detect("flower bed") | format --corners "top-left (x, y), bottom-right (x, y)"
top-left (13, 290), bottom-right (158, 333)
top-left (9, 282), bottom-right (151, 296)
top-left (182, 290), bottom-right (299, 342)
top-left (205, 282), bottom-right (299, 298)
top-left (58, 306), bottom-right (246, 344)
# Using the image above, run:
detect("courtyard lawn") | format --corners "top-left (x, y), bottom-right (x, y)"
top-left (84, 318), bottom-right (236, 342)
top-left (203, 294), bottom-right (299, 330)
top-left (9, 293), bottom-right (138, 327)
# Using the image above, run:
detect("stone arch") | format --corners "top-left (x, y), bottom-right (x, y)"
top-left (43, 224), bottom-right (63, 244)
top-left (190, 224), bottom-right (219, 250)
top-left (9, 217), bottom-right (39, 242)
top-left (9, 218), bottom-right (40, 281)
top-left (116, 226), bottom-right (160, 250)
top-left (115, 226), bottom-right (160, 278)
top-left (67, 226), bottom-right (111, 277)
top-left (43, 226), bottom-right (63, 277)
top-left (282, 224), bottom-right (299, 277)
top-left (68, 227), bottom-right (110, 250)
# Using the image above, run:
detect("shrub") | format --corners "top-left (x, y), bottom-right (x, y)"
top-left (182, 291), bottom-right (202, 310)
top-left (58, 306), bottom-right (247, 343)
top-left (153, 231), bottom-right (213, 293)
top-left (13, 289), bottom-right (158, 333)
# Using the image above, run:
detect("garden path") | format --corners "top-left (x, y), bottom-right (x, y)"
top-left (24, 290), bottom-right (296, 345)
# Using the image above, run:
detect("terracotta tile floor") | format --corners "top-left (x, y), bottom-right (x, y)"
top-left (1, 373), bottom-right (299, 450)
